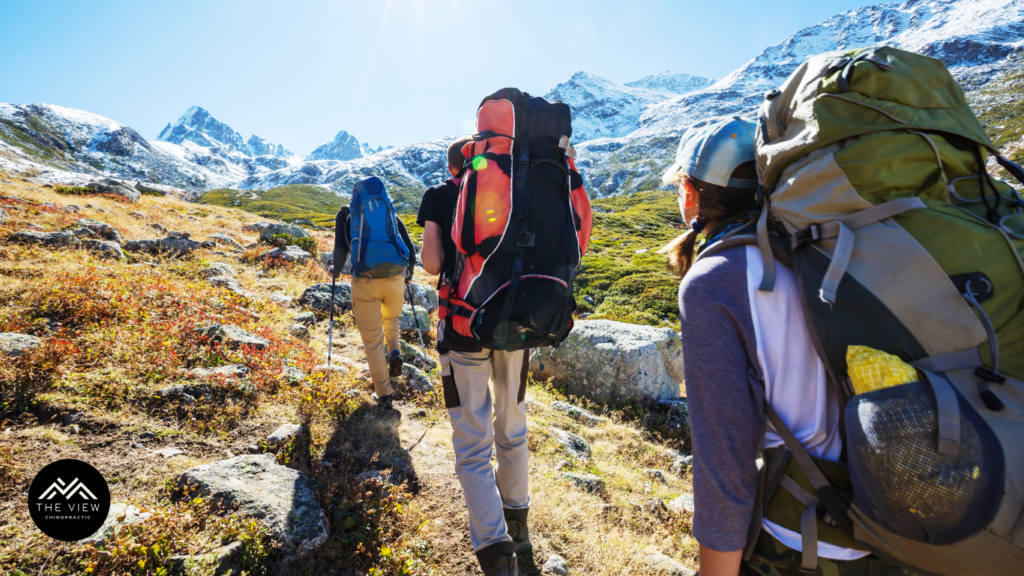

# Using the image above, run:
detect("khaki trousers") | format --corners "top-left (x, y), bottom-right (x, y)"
top-left (443, 348), bottom-right (530, 551)
top-left (351, 275), bottom-right (405, 397)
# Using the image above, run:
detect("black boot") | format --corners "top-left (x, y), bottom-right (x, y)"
top-left (504, 508), bottom-right (532, 555)
top-left (388, 350), bottom-right (404, 377)
top-left (476, 541), bottom-right (518, 576)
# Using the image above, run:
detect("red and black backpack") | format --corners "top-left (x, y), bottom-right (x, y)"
top-left (439, 88), bottom-right (593, 352)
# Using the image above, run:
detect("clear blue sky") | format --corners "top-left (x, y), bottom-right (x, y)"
top-left (0, 0), bottom-right (877, 154)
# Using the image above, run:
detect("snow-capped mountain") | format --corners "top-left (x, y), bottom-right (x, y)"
top-left (575, 0), bottom-right (1024, 197)
top-left (309, 130), bottom-right (363, 161)
top-left (544, 72), bottom-right (675, 142)
top-left (1, 0), bottom-right (1021, 203)
top-left (246, 135), bottom-right (291, 158)
top-left (157, 106), bottom-right (246, 154)
top-left (624, 72), bottom-right (715, 95)
top-left (0, 103), bottom-right (249, 190)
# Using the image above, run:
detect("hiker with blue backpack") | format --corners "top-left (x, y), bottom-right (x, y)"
top-left (332, 176), bottom-right (417, 410)
top-left (671, 47), bottom-right (1024, 576)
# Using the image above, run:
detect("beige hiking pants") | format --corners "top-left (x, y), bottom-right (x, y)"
top-left (351, 275), bottom-right (405, 397)
top-left (444, 348), bottom-right (530, 551)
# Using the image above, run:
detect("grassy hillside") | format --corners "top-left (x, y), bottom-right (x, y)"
top-left (0, 174), bottom-right (699, 576)
top-left (197, 184), bottom-right (348, 227)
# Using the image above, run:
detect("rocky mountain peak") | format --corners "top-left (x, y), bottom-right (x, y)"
top-left (309, 130), bottom-right (362, 161)
top-left (624, 72), bottom-right (715, 95)
top-left (157, 106), bottom-right (246, 153)
top-left (246, 135), bottom-right (291, 158)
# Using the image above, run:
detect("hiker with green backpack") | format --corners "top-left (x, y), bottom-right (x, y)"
top-left (669, 46), bottom-right (1024, 576)
top-left (332, 175), bottom-right (418, 410)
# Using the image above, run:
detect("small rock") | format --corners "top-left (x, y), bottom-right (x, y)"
top-left (139, 432), bottom-right (157, 440)
top-left (80, 239), bottom-right (126, 261)
top-left (258, 245), bottom-right (312, 264)
top-left (400, 340), bottom-right (438, 371)
top-left (635, 248), bottom-right (649, 254)
top-left (355, 470), bottom-right (394, 485)
top-left (549, 428), bottom-right (591, 460)
top-left (550, 401), bottom-right (606, 426)
top-left (208, 233), bottom-right (243, 249)
top-left (583, 295), bottom-right (595, 305)
top-left (280, 366), bottom-right (306, 384)
top-left (10, 230), bottom-right (79, 248)
top-left (255, 222), bottom-right (311, 242)
top-left (154, 447), bottom-right (185, 458)
top-left (168, 231), bottom-right (191, 238)
top-left (131, 442), bottom-right (144, 449)
top-left (542, 554), bottom-right (569, 575)
top-left (202, 262), bottom-right (237, 278)
top-left (187, 364), bottom-right (250, 379)
top-left (290, 324), bottom-right (311, 341)
top-left (402, 364), bottom-right (435, 393)
top-left (65, 204), bottom-right (82, 212)
top-left (75, 218), bottom-right (123, 244)
top-left (404, 283), bottom-right (439, 313)
top-left (265, 424), bottom-right (304, 451)
top-left (299, 282), bottom-right (352, 318)
top-left (150, 222), bottom-right (168, 233)
top-left (63, 412), bottom-right (84, 426)
top-left (192, 324), bottom-right (269, 350)
top-left (246, 444), bottom-right (260, 454)
top-left (344, 390), bottom-right (361, 398)
top-left (129, 211), bottom-right (148, 220)
top-left (561, 472), bottom-right (604, 493)
top-left (167, 541), bottom-right (242, 576)
top-left (78, 503), bottom-right (152, 546)
top-left (0, 333), bottom-right (43, 357)
top-left (645, 497), bottom-right (670, 517)
top-left (399, 304), bottom-right (430, 334)
top-left (86, 178), bottom-right (141, 202)
top-left (67, 425), bottom-right (81, 435)
top-left (154, 384), bottom-right (211, 402)
top-left (670, 455), bottom-right (693, 476)
top-left (294, 312), bottom-right (317, 326)
top-left (271, 292), bottom-right (293, 306)
top-left (667, 493), bottom-right (694, 515)
top-left (643, 553), bottom-right (694, 576)
top-left (207, 275), bottom-right (247, 296)
top-left (644, 469), bottom-right (668, 483)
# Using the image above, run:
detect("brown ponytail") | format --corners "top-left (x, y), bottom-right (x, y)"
top-left (666, 161), bottom-right (759, 278)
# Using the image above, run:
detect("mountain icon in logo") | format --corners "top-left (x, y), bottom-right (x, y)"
top-left (28, 459), bottom-right (110, 542)
top-left (38, 477), bottom-right (98, 500)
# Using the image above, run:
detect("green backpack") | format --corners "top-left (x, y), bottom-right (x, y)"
top-left (708, 46), bottom-right (1024, 575)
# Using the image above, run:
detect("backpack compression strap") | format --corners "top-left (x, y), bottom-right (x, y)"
top-left (495, 143), bottom-right (535, 347)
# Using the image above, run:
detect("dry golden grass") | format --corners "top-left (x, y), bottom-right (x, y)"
top-left (0, 172), bottom-right (697, 576)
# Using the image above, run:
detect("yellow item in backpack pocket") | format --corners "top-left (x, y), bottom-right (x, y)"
top-left (847, 345), bottom-right (920, 395)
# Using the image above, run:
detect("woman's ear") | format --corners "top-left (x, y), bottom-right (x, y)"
top-left (683, 179), bottom-right (698, 209)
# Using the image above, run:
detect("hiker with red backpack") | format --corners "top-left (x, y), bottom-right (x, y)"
top-left (672, 47), bottom-right (1024, 576)
top-left (332, 175), bottom-right (417, 410)
top-left (433, 89), bottom-right (592, 576)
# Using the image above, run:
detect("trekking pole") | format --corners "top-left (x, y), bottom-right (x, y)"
top-left (406, 283), bottom-right (440, 404)
top-left (327, 276), bottom-right (336, 384)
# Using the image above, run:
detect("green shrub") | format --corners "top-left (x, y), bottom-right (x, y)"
top-left (262, 233), bottom-right (320, 258)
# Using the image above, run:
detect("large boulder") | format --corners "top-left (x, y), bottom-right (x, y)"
top-left (173, 454), bottom-right (329, 559)
top-left (258, 245), bottom-right (312, 264)
top-left (75, 218), bottom-right (123, 244)
top-left (0, 333), bottom-right (43, 357)
top-left (81, 239), bottom-right (125, 261)
top-left (192, 324), bottom-right (269, 350)
top-left (86, 178), bottom-right (140, 202)
top-left (255, 222), bottom-right (310, 242)
top-left (405, 283), bottom-right (439, 313)
top-left (530, 320), bottom-right (684, 404)
top-left (124, 236), bottom-right (203, 257)
top-left (299, 282), bottom-right (352, 317)
top-left (208, 232), bottom-right (243, 250)
top-left (10, 230), bottom-right (79, 248)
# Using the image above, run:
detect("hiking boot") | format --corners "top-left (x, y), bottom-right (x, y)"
top-left (388, 350), bottom-right (404, 377)
top-left (374, 393), bottom-right (393, 410)
top-left (504, 508), bottom-right (532, 555)
top-left (476, 542), bottom-right (518, 576)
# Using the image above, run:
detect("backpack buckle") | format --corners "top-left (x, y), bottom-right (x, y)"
top-left (791, 224), bottom-right (822, 249)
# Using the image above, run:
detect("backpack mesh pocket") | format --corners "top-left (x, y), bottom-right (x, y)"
top-left (845, 380), bottom-right (1004, 544)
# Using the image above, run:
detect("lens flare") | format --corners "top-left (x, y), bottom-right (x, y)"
top-left (472, 156), bottom-right (488, 171)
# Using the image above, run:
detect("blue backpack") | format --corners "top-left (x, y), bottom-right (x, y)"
top-left (348, 176), bottom-right (409, 278)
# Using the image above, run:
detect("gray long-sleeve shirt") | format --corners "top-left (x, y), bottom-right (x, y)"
top-left (679, 245), bottom-right (767, 552)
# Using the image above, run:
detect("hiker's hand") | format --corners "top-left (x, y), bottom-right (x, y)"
top-left (405, 274), bottom-right (413, 285)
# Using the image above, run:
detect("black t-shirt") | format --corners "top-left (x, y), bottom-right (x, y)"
top-left (416, 179), bottom-right (460, 285)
